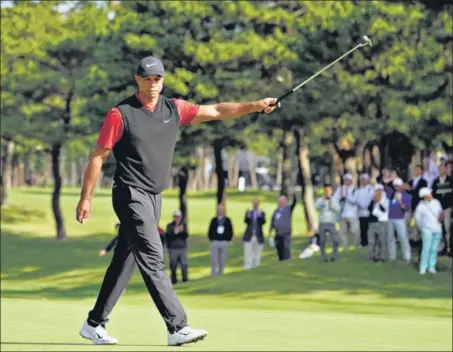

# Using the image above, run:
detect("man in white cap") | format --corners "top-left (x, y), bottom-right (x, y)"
top-left (367, 184), bottom-right (390, 262)
top-left (333, 173), bottom-right (360, 251)
top-left (165, 210), bottom-right (189, 284)
top-left (414, 188), bottom-right (443, 274)
top-left (356, 173), bottom-right (374, 247)
top-left (387, 178), bottom-right (412, 263)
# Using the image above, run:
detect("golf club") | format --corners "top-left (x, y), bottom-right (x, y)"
top-left (264, 35), bottom-right (372, 113)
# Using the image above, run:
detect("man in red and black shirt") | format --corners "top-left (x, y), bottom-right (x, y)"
top-left (76, 56), bottom-right (277, 347)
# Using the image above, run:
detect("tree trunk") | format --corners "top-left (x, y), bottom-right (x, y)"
top-left (281, 129), bottom-right (294, 197)
top-left (355, 142), bottom-right (365, 177)
top-left (328, 144), bottom-right (338, 188)
top-left (232, 156), bottom-right (240, 188)
top-left (70, 160), bottom-right (77, 187)
top-left (195, 146), bottom-right (205, 191)
top-left (51, 143), bottom-right (67, 240)
top-left (294, 128), bottom-right (318, 234)
top-left (202, 147), bottom-right (210, 191)
top-left (18, 160), bottom-right (25, 187)
top-left (1, 140), bottom-right (14, 207)
top-left (362, 143), bottom-right (373, 175)
top-left (276, 146), bottom-right (283, 189)
top-left (178, 165), bottom-right (189, 226)
top-left (246, 150), bottom-right (258, 189)
top-left (213, 140), bottom-right (225, 205)
top-left (227, 154), bottom-right (235, 188)
top-left (11, 153), bottom-right (19, 187)
top-left (24, 151), bottom-right (32, 185)
top-left (188, 169), bottom-right (197, 191)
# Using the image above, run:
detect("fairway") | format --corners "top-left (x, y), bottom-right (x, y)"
top-left (1, 188), bottom-right (452, 351)
top-left (2, 298), bottom-right (451, 351)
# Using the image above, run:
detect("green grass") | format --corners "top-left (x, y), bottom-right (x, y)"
top-left (1, 187), bottom-right (452, 351)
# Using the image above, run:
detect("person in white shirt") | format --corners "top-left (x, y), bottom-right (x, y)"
top-left (367, 184), bottom-right (389, 262)
top-left (414, 188), bottom-right (444, 275)
top-left (356, 173), bottom-right (374, 247)
top-left (333, 173), bottom-right (360, 251)
top-left (315, 184), bottom-right (341, 262)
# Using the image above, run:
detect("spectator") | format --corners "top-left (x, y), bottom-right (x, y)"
top-left (431, 163), bottom-right (453, 256)
top-left (100, 223), bottom-right (165, 256)
top-left (415, 188), bottom-right (443, 275)
top-left (409, 165), bottom-right (429, 211)
top-left (367, 184), bottom-right (389, 263)
top-left (208, 204), bottom-right (233, 276)
top-left (356, 173), bottom-right (374, 247)
top-left (268, 194), bottom-right (297, 261)
top-left (387, 178), bottom-right (412, 263)
top-left (99, 223), bottom-right (121, 257)
top-left (243, 199), bottom-right (266, 270)
top-left (333, 173), bottom-right (360, 251)
top-left (165, 210), bottom-right (189, 285)
top-left (379, 168), bottom-right (398, 188)
top-left (315, 184), bottom-right (341, 262)
top-left (445, 160), bottom-right (452, 177)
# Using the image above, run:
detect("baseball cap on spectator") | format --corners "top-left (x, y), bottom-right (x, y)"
top-left (359, 173), bottom-right (370, 180)
top-left (393, 178), bottom-right (403, 187)
top-left (419, 187), bottom-right (431, 198)
top-left (440, 153), bottom-right (449, 161)
top-left (343, 173), bottom-right (353, 181)
top-left (136, 56), bottom-right (165, 77)
top-left (172, 209), bottom-right (182, 217)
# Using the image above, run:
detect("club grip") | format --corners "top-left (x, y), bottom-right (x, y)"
top-left (260, 90), bottom-right (293, 114)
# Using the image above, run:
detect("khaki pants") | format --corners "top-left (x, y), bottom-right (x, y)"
top-left (339, 217), bottom-right (360, 250)
top-left (244, 236), bottom-right (264, 270)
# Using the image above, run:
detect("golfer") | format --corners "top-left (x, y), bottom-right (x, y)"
top-left (75, 56), bottom-right (277, 346)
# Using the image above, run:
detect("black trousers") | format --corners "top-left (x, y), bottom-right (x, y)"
top-left (168, 248), bottom-right (188, 284)
top-left (87, 184), bottom-right (187, 333)
top-left (359, 217), bottom-right (369, 246)
top-left (275, 235), bottom-right (291, 261)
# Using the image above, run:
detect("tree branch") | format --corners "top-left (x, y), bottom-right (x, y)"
top-left (14, 55), bottom-right (65, 73)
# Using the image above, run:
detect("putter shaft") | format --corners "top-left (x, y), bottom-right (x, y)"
top-left (275, 37), bottom-right (371, 105)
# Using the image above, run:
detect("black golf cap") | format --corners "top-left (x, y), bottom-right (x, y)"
top-left (136, 56), bottom-right (165, 77)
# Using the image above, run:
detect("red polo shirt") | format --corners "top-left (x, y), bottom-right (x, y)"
top-left (97, 93), bottom-right (200, 149)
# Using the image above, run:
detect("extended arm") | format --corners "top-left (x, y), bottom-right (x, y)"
top-left (190, 98), bottom-right (277, 125)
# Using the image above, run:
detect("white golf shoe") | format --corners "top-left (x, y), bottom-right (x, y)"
top-left (79, 320), bottom-right (118, 345)
top-left (167, 326), bottom-right (208, 346)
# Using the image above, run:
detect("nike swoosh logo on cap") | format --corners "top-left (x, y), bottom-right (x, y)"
top-left (146, 63), bottom-right (157, 68)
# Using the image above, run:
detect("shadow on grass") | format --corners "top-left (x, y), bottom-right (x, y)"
top-left (1, 205), bottom-right (47, 224)
top-left (1, 230), bottom-right (452, 304)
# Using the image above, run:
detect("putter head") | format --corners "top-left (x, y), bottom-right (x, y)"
top-left (362, 35), bottom-right (372, 47)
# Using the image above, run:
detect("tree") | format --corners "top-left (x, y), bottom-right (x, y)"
top-left (1, 1), bottom-right (113, 238)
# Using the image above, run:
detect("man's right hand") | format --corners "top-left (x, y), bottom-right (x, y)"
top-left (76, 198), bottom-right (91, 224)
top-left (259, 97), bottom-right (279, 114)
